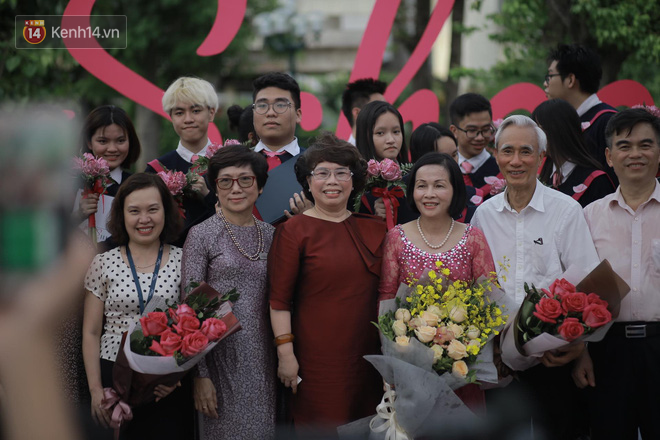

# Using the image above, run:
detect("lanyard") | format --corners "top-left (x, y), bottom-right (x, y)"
top-left (126, 243), bottom-right (164, 314)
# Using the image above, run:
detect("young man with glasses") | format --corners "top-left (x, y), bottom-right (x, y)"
top-left (252, 72), bottom-right (311, 220)
top-left (449, 93), bottom-right (503, 201)
top-left (544, 44), bottom-right (618, 184)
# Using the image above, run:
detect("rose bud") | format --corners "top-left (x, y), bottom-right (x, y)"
top-left (395, 336), bottom-right (410, 346)
top-left (452, 360), bottom-right (469, 379)
top-left (426, 305), bottom-right (443, 318)
top-left (366, 159), bottom-right (381, 177)
top-left (448, 305), bottom-right (468, 323)
top-left (168, 303), bottom-right (196, 324)
top-left (379, 158), bottom-right (403, 181)
top-left (586, 293), bottom-right (608, 307)
top-left (466, 325), bottom-right (481, 340)
top-left (447, 339), bottom-right (468, 360)
top-left (392, 319), bottom-right (408, 337)
top-left (415, 326), bottom-right (437, 343)
top-left (394, 308), bottom-right (412, 323)
top-left (431, 344), bottom-right (444, 362)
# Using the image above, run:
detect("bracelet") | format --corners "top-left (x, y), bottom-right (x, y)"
top-left (274, 333), bottom-right (295, 346)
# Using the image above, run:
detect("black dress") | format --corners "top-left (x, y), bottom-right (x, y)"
top-left (554, 165), bottom-right (615, 208)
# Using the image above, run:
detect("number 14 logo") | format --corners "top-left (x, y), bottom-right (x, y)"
top-left (23, 20), bottom-right (46, 44)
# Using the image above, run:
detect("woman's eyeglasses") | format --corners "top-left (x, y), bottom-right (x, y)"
top-left (215, 176), bottom-right (256, 189)
top-left (310, 168), bottom-right (353, 181)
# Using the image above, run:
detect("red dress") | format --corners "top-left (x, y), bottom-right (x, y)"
top-left (269, 213), bottom-right (386, 430)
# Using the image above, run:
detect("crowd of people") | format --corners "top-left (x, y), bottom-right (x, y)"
top-left (1, 43), bottom-right (658, 440)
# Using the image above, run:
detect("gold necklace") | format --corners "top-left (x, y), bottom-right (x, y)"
top-left (217, 211), bottom-right (264, 261)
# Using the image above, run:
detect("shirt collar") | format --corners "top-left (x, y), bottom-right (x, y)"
top-left (500, 179), bottom-right (545, 213)
top-left (176, 139), bottom-right (213, 163)
top-left (612, 179), bottom-right (660, 213)
top-left (254, 137), bottom-right (300, 156)
top-left (109, 167), bottom-right (123, 185)
top-left (576, 94), bottom-right (602, 117)
top-left (347, 134), bottom-right (356, 146)
top-left (458, 149), bottom-right (491, 172)
top-left (551, 161), bottom-right (577, 183)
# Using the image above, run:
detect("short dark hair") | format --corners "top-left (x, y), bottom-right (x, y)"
top-left (532, 99), bottom-right (603, 185)
top-left (82, 105), bottom-right (141, 169)
top-left (208, 145), bottom-right (268, 195)
top-left (354, 101), bottom-right (409, 163)
top-left (294, 132), bottom-right (368, 204)
top-left (341, 78), bottom-right (388, 127)
top-left (227, 105), bottom-right (256, 143)
top-left (406, 152), bottom-right (466, 218)
top-left (605, 108), bottom-right (660, 149)
top-left (549, 44), bottom-right (602, 95)
top-left (409, 122), bottom-right (457, 163)
top-left (107, 173), bottom-right (183, 245)
top-left (252, 72), bottom-right (301, 110)
top-left (449, 93), bottom-right (492, 125)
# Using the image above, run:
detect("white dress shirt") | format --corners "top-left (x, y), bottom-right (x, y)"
top-left (254, 137), bottom-right (300, 156)
top-left (458, 149), bottom-right (491, 174)
top-left (176, 138), bottom-right (214, 163)
top-left (584, 181), bottom-right (660, 322)
top-left (347, 133), bottom-right (356, 146)
top-left (576, 93), bottom-right (602, 117)
top-left (472, 180), bottom-right (600, 307)
top-left (109, 166), bottom-right (124, 185)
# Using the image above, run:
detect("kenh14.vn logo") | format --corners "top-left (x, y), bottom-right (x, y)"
top-left (23, 19), bottom-right (46, 44)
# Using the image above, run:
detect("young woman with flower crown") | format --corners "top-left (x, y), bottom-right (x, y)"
top-left (354, 101), bottom-right (417, 224)
top-left (82, 173), bottom-right (186, 439)
top-left (378, 152), bottom-right (496, 410)
top-left (181, 145), bottom-right (277, 439)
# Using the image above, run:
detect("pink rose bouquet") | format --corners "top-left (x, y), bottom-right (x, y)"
top-left (353, 158), bottom-right (413, 229)
top-left (502, 260), bottom-right (629, 371)
top-left (103, 282), bottom-right (241, 430)
top-left (189, 139), bottom-right (242, 176)
top-left (73, 153), bottom-right (111, 244)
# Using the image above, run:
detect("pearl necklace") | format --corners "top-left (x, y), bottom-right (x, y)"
top-left (217, 211), bottom-right (264, 261)
top-left (417, 217), bottom-right (455, 250)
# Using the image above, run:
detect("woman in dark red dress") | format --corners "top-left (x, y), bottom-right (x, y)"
top-left (269, 133), bottom-right (387, 433)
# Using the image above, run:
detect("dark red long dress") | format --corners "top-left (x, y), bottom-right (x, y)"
top-left (269, 213), bottom-right (386, 430)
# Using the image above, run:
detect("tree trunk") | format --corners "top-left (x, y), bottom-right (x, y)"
top-left (135, 105), bottom-right (161, 172)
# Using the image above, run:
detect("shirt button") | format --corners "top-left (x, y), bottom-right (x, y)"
top-left (634, 264), bottom-right (639, 268)
top-left (634, 217), bottom-right (639, 221)
top-left (633, 287), bottom-right (638, 292)
top-left (634, 241), bottom-right (639, 245)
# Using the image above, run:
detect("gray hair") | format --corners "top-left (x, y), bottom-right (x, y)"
top-left (494, 115), bottom-right (547, 153)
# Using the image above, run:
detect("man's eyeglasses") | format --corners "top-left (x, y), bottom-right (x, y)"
top-left (454, 125), bottom-right (495, 140)
top-left (544, 73), bottom-right (561, 83)
top-left (310, 168), bottom-right (353, 181)
top-left (215, 176), bottom-right (256, 190)
top-left (252, 101), bottom-right (292, 115)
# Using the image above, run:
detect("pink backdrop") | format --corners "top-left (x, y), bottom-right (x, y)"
top-left (63, 0), bottom-right (655, 143)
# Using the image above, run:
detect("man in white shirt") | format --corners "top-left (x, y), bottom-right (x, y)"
top-left (573, 108), bottom-right (660, 439)
top-left (340, 78), bottom-right (387, 145)
top-left (544, 44), bottom-right (617, 184)
top-left (472, 115), bottom-right (600, 439)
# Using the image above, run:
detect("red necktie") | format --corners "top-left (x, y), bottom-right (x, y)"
top-left (263, 150), bottom-right (285, 171)
top-left (461, 161), bottom-right (474, 174)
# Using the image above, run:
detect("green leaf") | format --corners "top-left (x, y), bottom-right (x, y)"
top-left (5, 56), bottom-right (20, 72)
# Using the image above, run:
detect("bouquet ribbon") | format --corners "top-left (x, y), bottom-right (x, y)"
top-left (369, 383), bottom-right (410, 440)
top-left (372, 186), bottom-right (404, 230)
top-left (82, 179), bottom-right (106, 243)
top-left (101, 387), bottom-right (133, 429)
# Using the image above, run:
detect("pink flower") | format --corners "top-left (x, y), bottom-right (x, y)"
top-left (74, 153), bottom-right (110, 177)
top-left (180, 331), bottom-right (209, 357)
top-left (632, 104), bottom-right (660, 118)
top-left (561, 292), bottom-right (588, 314)
top-left (191, 154), bottom-right (200, 163)
top-left (470, 195), bottom-right (483, 205)
top-left (200, 318), bottom-right (227, 342)
top-left (379, 159), bottom-right (402, 181)
top-left (586, 293), bottom-right (608, 308)
top-left (223, 139), bottom-right (241, 147)
top-left (492, 118), bottom-right (504, 129)
top-left (573, 184), bottom-right (587, 194)
top-left (581, 121), bottom-right (591, 130)
top-left (558, 317), bottom-right (585, 341)
top-left (547, 278), bottom-right (576, 300)
top-left (433, 326), bottom-right (455, 345)
top-left (533, 297), bottom-right (562, 324)
top-left (168, 304), bottom-right (197, 324)
top-left (149, 329), bottom-right (183, 356)
top-left (484, 176), bottom-right (506, 195)
top-left (140, 312), bottom-right (169, 337)
top-left (157, 170), bottom-right (187, 196)
top-left (583, 304), bottom-right (612, 328)
top-left (366, 159), bottom-right (380, 177)
top-left (173, 314), bottom-right (201, 336)
top-left (206, 142), bottom-right (224, 158)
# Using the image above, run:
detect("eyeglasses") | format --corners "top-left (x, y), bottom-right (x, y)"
top-left (252, 101), bottom-right (292, 115)
top-left (310, 168), bottom-right (353, 181)
top-left (215, 176), bottom-right (256, 190)
top-left (454, 125), bottom-right (495, 139)
top-left (544, 73), bottom-right (561, 83)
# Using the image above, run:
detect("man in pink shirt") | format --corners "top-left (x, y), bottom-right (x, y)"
top-left (574, 108), bottom-right (660, 439)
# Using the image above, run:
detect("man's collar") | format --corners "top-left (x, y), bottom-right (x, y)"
top-left (458, 149), bottom-right (491, 170)
top-left (576, 94), bottom-right (602, 117)
top-left (254, 138), bottom-right (300, 156)
top-left (501, 180), bottom-right (544, 213)
top-left (612, 180), bottom-right (660, 212)
top-left (176, 139), bottom-right (212, 163)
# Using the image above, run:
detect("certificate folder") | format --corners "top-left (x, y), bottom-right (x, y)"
top-left (255, 155), bottom-right (303, 224)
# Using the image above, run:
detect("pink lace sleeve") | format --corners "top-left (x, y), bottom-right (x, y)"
top-left (466, 226), bottom-right (496, 279)
top-left (378, 228), bottom-right (404, 302)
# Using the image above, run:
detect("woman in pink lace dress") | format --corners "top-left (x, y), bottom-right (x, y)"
top-left (378, 152), bottom-right (495, 410)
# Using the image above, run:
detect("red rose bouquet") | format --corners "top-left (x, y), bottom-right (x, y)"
top-left (73, 153), bottom-right (111, 244)
top-left (501, 260), bottom-right (629, 371)
top-left (353, 158), bottom-right (413, 229)
top-left (103, 282), bottom-right (241, 429)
